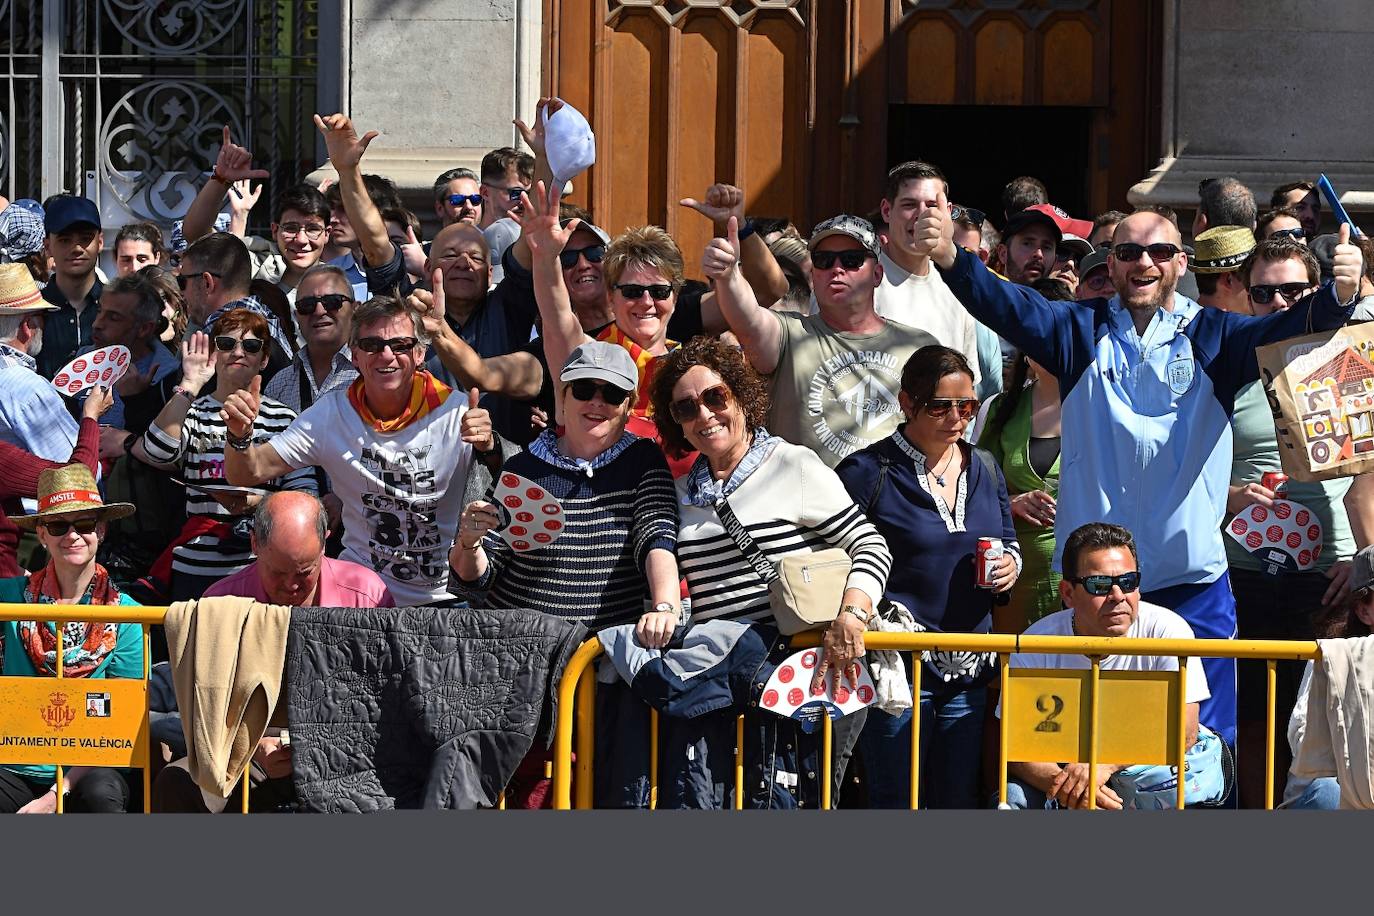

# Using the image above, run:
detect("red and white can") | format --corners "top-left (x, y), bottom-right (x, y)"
top-left (975, 537), bottom-right (1004, 589)
top-left (1261, 472), bottom-right (1289, 498)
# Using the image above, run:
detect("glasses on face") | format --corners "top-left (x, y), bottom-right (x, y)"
top-left (567, 379), bottom-right (632, 406)
top-left (560, 245), bottom-right (606, 270)
top-left (1067, 571), bottom-right (1141, 597)
top-left (668, 384), bottom-right (733, 424)
top-left (1083, 271), bottom-right (1113, 292)
top-left (484, 184), bottom-right (529, 203)
top-left (447, 193), bottom-right (482, 208)
top-left (41, 518), bottom-right (100, 537)
top-left (811, 249), bottom-right (875, 271)
top-left (922, 397), bottom-right (980, 420)
top-left (176, 271), bottom-right (221, 291)
top-left (615, 283), bottom-right (673, 301)
top-left (1249, 282), bottom-right (1311, 305)
top-left (277, 222), bottom-right (327, 241)
top-left (295, 293), bottom-right (354, 315)
top-left (214, 335), bottom-right (265, 355)
top-left (355, 335), bottom-right (419, 355)
top-left (1269, 227), bottom-right (1305, 242)
top-left (1111, 242), bottom-right (1182, 264)
top-left (950, 205), bottom-right (986, 226)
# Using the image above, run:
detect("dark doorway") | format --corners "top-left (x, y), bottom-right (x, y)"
top-left (887, 104), bottom-right (1095, 229)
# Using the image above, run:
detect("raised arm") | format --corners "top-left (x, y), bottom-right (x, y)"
top-left (703, 216), bottom-right (784, 375)
top-left (409, 271), bottom-right (544, 399)
top-left (314, 113), bottom-right (394, 270)
top-left (680, 183), bottom-right (789, 331)
top-left (182, 125), bottom-right (270, 244)
top-left (132, 333), bottom-right (216, 469)
top-left (510, 181), bottom-right (592, 392)
top-left (508, 97), bottom-right (562, 274)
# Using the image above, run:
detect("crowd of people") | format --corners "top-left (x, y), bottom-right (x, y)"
top-left (1, 98), bottom-right (1372, 811)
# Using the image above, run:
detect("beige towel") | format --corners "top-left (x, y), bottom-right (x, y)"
top-left (164, 596), bottom-right (292, 799)
top-left (1292, 635), bottom-right (1374, 809)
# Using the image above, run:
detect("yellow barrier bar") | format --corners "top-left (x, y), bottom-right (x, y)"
top-left (551, 638), bottom-right (601, 809)
top-left (241, 761), bottom-right (250, 813)
top-left (56, 620), bottom-right (63, 816)
top-left (1265, 659), bottom-right (1277, 810)
top-left (734, 715), bottom-right (744, 810)
top-left (1087, 657), bottom-right (1100, 811)
top-left (498, 792), bottom-right (506, 810)
top-left (821, 713), bottom-right (832, 810)
top-left (910, 652), bottom-right (922, 810)
top-left (1176, 656), bottom-right (1187, 810)
top-left (143, 624), bottom-right (152, 813)
top-left (0, 604), bottom-right (168, 624)
top-left (574, 666), bottom-right (596, 810)
top-left (998, 653), bottom-right (1009, 808)
top-left (649, 709), bottom-right (659, 811)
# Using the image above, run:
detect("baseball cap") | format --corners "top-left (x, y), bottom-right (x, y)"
top-left (44, 195), bottom-right (101, 236)
top-left (563, 219), bottom-right (610, 246)
top-left (808, 214), bottom-right (880, 257)
top-left (561, 340), bottom-right (638, 392)
top-left (1004, 204), bottom-right (1094, 247)
top-left (1308, 233), bottom-right (1339, 282)
top-left (1079, 246), bottom-right (1109, 277)
top-left (1353, 544), bottom-right (1374, 594)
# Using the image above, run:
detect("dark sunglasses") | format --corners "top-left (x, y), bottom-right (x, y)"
top-left (355, 335), bottom-right (419, 354)
top-left (1067, 571), bottom-right (1141, 596)
top-left (923, 397), bottom-right (979, 420)
top-left (1111, 242), bottom-right (1182, 263)
top-left (41, 518), bottom-right (100, 536)
top-left (484, 185), bottom-right (529, 203)
top-left (567, 379), bottom-right (632, 406)
top-left (811, 249), bottom-right (875, 271)
top-left (447, 193), bottom-right (482, 207)
top-left (214, 335), bottom-right (265, 354)
top-left (668, 384), bottom-right (732, 424)
top-left (1269, 227), bottom-right (1305, 242)
top-left (176, 271), bottom-right (222, 291)
top-left (615, 283), bottom-right (673, 301)
top-left (1249, 282), bottom-right (1311, 305)
top-left (560, 244), bottom-right (606, 270)
top-left (950, 205), bottom-right (986, 226)
top-left (295, 293), bottom-right (354, 315)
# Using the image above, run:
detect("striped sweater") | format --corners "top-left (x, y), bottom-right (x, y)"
top-left (676, 441), bottom-right (892, 623)
top-left (465, 436), bottom-right (678, 628)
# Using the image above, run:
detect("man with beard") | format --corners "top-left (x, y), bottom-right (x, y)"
top-left (916, 200), bottom-right (1366, 748)
top-left (995, 204), bottom-right (1093, 288)
top-left (1271, 180), bottom-right (1322, 239)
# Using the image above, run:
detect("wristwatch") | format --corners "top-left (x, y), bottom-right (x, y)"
top-left (841, 604), bottom-right (874, 628)
top-left (653, 601), bottom-right (681, 622)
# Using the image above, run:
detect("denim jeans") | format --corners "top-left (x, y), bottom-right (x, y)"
top-left (1284, 777), bottom-right (1340, 810)
top-left (859, 680), bottom-right (987, 808)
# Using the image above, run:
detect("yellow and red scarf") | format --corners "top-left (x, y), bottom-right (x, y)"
top-left (597, 324), bottom-right (675, 418)
top-left (348, 370), bottom-right (453, 433)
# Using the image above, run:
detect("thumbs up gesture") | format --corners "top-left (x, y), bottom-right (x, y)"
top-left (1333, 221), bottom-right (1365, 305)
top-left (460, 386), bottom-right (495, 453)
top-left (913, 189), bottom-right (957, 268)
top-left (221, 374), bottom-right (262, 440)
top-left (703, 215), bottom-right (742, 281)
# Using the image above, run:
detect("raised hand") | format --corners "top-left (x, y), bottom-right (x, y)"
top-left (229, 179), bottom-right (262, 216)
top-left (510, 180), bottom-right (577, 262)
top-left (460, 387), bottom-right (494, 452)
top-left (220, 374), bottom-right (261, 439)
top-left (179, 331), bottom-right (216, 393)
top-left (702, 215), bottom-right (742, 280)
top-left (913, 188), bottom-right (956, 268)
top-left (406, 268), bottom-right (450, 339)
top-left (213, 125), bottom-right (270, 185)
top-left (680, 183), bottom-right (746, 229)
top-left (400, 225), bottom-right (427, 277)
top-left (1333, 221), bottom-right (1365, 304)
top-left (513, 97), bottom-right (564, 159)
top-left (313, 113), bottom-right (378, 172)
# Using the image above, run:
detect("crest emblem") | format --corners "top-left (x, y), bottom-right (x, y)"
top-left (41, 691), bottom-right (76, 730)
top-left (1167, 353), bottom-right (1195, 396)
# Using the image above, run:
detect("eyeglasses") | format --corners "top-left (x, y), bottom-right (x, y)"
top-left (668, 384), bottom-right (733, 424)
top-left (614, 283), bottom-right (674, 301)
top-left (1082, 271), bottom-right (1113, 292)
top-left (922, 397), bottom-right (979, 420)
top-left (214, 335), bottom-right (265, 355)
top-left (295, 293), bottom-right (354, 315)
top-left (567, 379), bottom-right (632, 406)
top-left (176, 271), bottom-right (221, 291)
top-left (41, 518), bottom-right (100, 537)
top-left (447, 193), bottom-right (482, 208)
top-left (950, 205), bottom-right (986, 226)
top-left (560, 245), bottom-right (606, 270)
top-left (355, 335), bottom-right (419, 354)
top-left (1249, 282), bottom-right (1311, 305)
top-left (1269, 227), bottom-right (1305, 242)
top-left (277, 222), bottom-right (327, 241)
top-left (1066, 571), bottom-right (1141, 596)
top-left (1111, 243), bottom-right (1182, 263)
top-left (811, 249), bottom-right (876, 271)
top-left (484, 184), bottom-right (529, 203)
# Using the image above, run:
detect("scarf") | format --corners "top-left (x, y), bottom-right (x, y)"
top-left (347, 369), bottom-right (453, 433)
top-left (596, 324), bottom-right (675, 418)
top-left (19, 562), bottom-right (122, 677)
top-left (529, 428), bottom-right (639, 478)
top-left (202, 295), bottom-right (296, 355)
top-left (682, 428), bottom-right (779, 508)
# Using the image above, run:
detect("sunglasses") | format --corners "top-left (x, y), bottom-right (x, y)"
top-left (214, 335), bottom-right (265, 354)
top-left (1066, 571), bottom-right (1141, 596)
top-left (811, 249), bottom-right (875, 271)
top-left (277, 222), bottom-right (328, 241)
top-left (923, 397), bottom-right (979, 420)
top-left (1111, 242), bottom-right (1182, 263)
top-left (560, 244), bottom-right (606, 270)
top-left (447, 193), bottom-right (482, 207)
top-left (567, 379), bottom-right (632, 406)
top-left (176, 271), bottom-right (222, 291)
top-left (41, 518), bottom-right (100, 537)
top-left (950, 205), bottom-right (986, 226)
top-left (1249, 282), bottom-right (1311, 305)
top-left (295, 293), bottom-right (353, 315)
top-left (1269, 227), bottom-right (1305, 242)
top-left (615, 283), bottom-right (673, 301)
top-left (484, 184), bottom-right (529, 203)
top-left (355, 335), bottom-right (419, 354)
top-left (668, 384), bottom-right (732, 424)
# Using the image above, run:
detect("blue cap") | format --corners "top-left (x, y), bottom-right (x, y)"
top-left (44, 195), bottom-right (101, 236)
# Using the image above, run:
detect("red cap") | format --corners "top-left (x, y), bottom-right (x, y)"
top-left (1023, 203), bottom-right (1094, 241)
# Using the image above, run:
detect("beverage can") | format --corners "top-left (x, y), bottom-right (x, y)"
top-left (1261, 472), bottom-right (1289, 497)
top-left (975, 537), bottom-right (1003, 589)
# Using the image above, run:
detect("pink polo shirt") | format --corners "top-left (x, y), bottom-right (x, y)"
top-left (202, 555), bottom-right (396, 608)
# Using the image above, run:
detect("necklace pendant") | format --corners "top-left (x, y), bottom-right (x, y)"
top-left (935, 474), bottom-right (945, 486)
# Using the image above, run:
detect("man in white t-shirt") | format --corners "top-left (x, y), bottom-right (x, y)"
top-left (221, 295), bottom-right (499, 606)
top-left (1002, 522), bottom-right (1211, 809)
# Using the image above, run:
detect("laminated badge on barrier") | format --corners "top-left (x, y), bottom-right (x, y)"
top-left (493, 472), bottom-right (565, 552)
top-left (759, 648), bottom-right (875, 733)
top-left (1224, 499), bottom-right (1323, 575)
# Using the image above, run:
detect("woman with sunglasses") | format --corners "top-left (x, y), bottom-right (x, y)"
top-left (0, 464), bottom-right (143, 813)
top-left (135, 264), bottom-right (189, 344)
top-left (834, 345), bottom-right (1019, 808)
top-left (133, 308), bottom-right (317, 599)
top-left (650, 337), bottom-right (892, 808)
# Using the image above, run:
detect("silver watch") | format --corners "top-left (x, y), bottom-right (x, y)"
top-left (842, 604), bottom-right (873, 627)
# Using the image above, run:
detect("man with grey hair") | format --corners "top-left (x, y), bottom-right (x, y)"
top-left (1193, 176), bottom-right (1258, 238)
top-left (0, 263), bottom-right (79, 462)
top-left (264, 263), bottom-right (358, 412)
top-left (433, 166), bottom-right (483, 228)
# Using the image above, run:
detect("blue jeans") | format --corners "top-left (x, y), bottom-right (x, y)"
top-left (859, 680), bottom-right (986, 808)
top-left (1285, 777), bottom-right (1340, 810)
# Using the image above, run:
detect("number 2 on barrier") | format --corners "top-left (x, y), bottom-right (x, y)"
top-left (1034, 694), bottom-right (1064, 733)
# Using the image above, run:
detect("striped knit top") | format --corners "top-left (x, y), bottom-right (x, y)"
top-left (463, 435), bottom-right (678, 628)
top-left (676, 441), bottom-right (892, 623)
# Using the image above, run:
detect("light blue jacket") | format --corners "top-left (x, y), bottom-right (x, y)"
top-left (939, 248), bottom-right (1356, 590)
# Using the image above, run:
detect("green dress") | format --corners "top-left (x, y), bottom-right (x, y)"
top-left (978, 387), bottom-right (1062, 627)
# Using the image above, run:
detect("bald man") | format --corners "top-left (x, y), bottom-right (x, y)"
top-left (202, 491), bottom-right (394, 608)
top-left (915, 204), bottom-right (1365, 747)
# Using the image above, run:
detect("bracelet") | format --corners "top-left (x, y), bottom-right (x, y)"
top-left (842, 604), bottom-right (873, 627)
top-left (458, 541), bottom-right (482, 553)
top-left (227, 433), bottom-right (254, 452)
top-left (172, 385), bottom-right (195, 402)
top-left (736, 219), bottom-right (757, 242)
top-left (209, 166), bottom-right (229, 186)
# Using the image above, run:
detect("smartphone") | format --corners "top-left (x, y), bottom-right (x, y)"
top-left (1317, 174), bottom-right (1363, 239)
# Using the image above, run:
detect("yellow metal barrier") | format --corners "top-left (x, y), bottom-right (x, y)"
top-left (551, 631), bottom-right (1322, 811)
